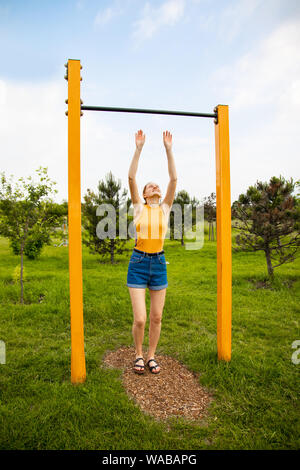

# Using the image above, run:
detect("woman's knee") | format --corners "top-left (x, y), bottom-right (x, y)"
top-left (133, 317), bottom-right (146, 328)
top-left (150, 313), bottom-right (162, 324)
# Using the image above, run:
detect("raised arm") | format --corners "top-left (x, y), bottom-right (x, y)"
top-left (161, 131), bottom-right (177, 208)
top-left (128, 130), bottom-right (145, 205)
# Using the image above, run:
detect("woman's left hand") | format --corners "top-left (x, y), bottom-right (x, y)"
top-left (163, 130), bottom-right (172, 151)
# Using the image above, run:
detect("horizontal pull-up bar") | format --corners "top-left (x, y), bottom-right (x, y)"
top-left (80, 105), bottom-right (218, 121)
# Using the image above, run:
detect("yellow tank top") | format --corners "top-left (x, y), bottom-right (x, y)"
top-left (134, 203), bottom-right (168, 253)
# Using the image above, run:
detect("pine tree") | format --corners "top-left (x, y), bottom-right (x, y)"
top-left (172, 190), bottom-right (199, 246)
top-left (203, 192), bottom-right (216, 241)
top-left (82, 171), bottom-right (129, 264)
top-left (233, 176), bottom-right (300, 277)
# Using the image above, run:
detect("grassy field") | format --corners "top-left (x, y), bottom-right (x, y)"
top-left (0, 226), bottom-right (299, 450)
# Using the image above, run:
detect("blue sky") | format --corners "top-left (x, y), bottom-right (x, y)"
top-left (0, 0), bottom-right (299, 204)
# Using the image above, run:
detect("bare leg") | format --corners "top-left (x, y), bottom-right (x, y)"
top-left (147, 288), bottom-right (166, 373)
top-left (128, 287), bottom-right (147, 371)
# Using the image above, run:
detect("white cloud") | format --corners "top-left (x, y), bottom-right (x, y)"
top-left (76, 0), bottom-right (85, 10)
top-left (212, 18), bottom-right (300, 111)
top-left (0, 78), bottom-right (68, 201)
top-left (94, 7), bottom-right (114, 26)
top-left (218, 0), bottom-right (262, 43)
top-left (94, 2), bottom-right (123, 27)
top-left (132, 0), bottom-right (185, 42)
top-left (192, 0), bottom-right (263, 41)
top-left (210, 17), bottom-right (300, 196)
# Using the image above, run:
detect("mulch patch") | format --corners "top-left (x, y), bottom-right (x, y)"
top-left (252, 279), bottom-right (275, 290)
top-left (102, 346), bottom-right (214, 424)
top-left (249, 277), bottom-right (296, 290)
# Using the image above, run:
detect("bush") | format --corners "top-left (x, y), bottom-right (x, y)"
top-left (9, 233), bottom-right (50, 260)
top-left (24, 235), bottom-right (45, 260)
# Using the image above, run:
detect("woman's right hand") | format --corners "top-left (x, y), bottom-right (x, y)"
top-left (135, 129), bottom-right (146, 150)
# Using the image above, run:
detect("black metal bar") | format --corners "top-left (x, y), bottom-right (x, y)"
top-left (80, 105), bottom-right (217, 119)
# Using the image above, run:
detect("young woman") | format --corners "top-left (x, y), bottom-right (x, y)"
top-left (127, 129), bottom-right (177, 375)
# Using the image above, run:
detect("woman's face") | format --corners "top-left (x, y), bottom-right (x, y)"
top-left (144, 182), bottom-right (161, 199)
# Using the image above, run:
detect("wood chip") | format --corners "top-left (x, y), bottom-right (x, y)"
top-left (102, 346), bottom-right (213, 423)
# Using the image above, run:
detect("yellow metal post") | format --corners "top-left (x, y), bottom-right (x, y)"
top-left (214, 105), bottom-right (232, 361)
top-left (67, 59), bottom-right (86, 383)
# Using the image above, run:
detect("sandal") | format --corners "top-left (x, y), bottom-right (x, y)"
top-left (147, 358), bottom-right (160, 374)
top-left (133, 357), bottom-right (145, 374)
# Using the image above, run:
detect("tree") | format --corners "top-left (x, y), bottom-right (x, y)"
top-left (233, 175), bottom-right (300, 277)
top-left (53, 200), bottom-right (68, 247)
top-left (82, 171), bottom-right (129, 264)
top-left (171, 190), bottom-right (200, 246)
top-left (231, 200), bottom-right (240, 219)
top-left (203, 192), bottom-right (216, 241)
top-left (0, 167), bottom-right (66, 303)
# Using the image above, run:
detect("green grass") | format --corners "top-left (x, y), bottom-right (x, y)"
top-left (0, 226), bottom-right (299, 450)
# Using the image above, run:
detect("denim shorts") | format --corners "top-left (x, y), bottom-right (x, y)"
top-left (126, 248), bottom-right (168, 290)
